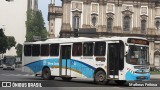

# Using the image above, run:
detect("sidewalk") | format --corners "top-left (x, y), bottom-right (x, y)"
top-left (150, 74), bottom-right (160, 80)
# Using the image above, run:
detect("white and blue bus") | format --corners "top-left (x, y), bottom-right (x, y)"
top-left (22, 37), bottom-right (150, 84)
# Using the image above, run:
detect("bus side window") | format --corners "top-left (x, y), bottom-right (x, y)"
top-left (94, 42), bottom-right (106, 56)
top-left (24, 45), bottom-right (32, 56)
top-left (32, 44), bottom-right (40, 56)
top-left (50, 44), bottom-right (59, 56)
top-left (41, 44), bottom-right (49, 56)
top-left (83, 42), bottom-right (94, 56)
top-left (72, 43), bottom-right (82, 56)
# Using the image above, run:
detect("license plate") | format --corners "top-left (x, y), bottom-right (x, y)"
top-left (140, 76), bottom-right (145, 79)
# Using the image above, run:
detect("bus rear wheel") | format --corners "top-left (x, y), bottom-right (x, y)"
top-left (62, 77), bottom-right (72, 81)
top-left (42, 68), bottom-right (54, 80)
top-left (94, 70), bottom-right (107, 85)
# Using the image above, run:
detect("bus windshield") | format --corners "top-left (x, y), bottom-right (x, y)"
top-left (126, 45), bottom-right (148, 65)
top-left (3, 58), bottom-right (15, 66)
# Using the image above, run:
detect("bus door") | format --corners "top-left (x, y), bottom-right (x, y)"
top-left (107, 41), bottom-right (124, 79)
top-left (60, 45), bottom-right (71, 76)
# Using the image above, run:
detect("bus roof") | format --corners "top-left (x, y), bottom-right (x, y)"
top-left (23, 37), bottom-right (147, 45)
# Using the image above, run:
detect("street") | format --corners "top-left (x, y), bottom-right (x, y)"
top-left (0, 68), bottom-right (160, 90)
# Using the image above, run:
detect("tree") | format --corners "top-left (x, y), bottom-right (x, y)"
top-left (7, 36), bottom-right (16, 50)
top-left (26, 9), bottom-right (47, 42)
top-left (15, 43), bottom-right (22, 57)
top-left (0, 28), bottom-right (16, 54)
top-left (0, 28), bottom-right (8, 54)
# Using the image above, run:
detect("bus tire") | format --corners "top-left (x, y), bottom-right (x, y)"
top-left (115, 80), bottom-right (126, 85)
top-left (42, 68), bottom-right (54, 80)
top-left (94, 70), bottom-right (107, 85)
top-left (62, 77), bottom-right (72, 81)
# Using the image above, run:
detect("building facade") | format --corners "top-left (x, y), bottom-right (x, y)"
top-left (27, 0), bottom-right (38, 10)
top-left (48, 0), bottom-right (160, 66)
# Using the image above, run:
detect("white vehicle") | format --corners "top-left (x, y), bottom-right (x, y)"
top-left (22, 37), bottom-right (150, 84)
top-left (3, 56), bottom-right (16, 70)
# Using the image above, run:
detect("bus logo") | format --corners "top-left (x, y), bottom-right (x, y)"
top-left (2, 82), bottom-right (11, 87)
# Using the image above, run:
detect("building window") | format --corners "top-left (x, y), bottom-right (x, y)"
top-left (156, 21), bottom-right (160, 30)
top-left (83, 42), bottom-right (94, 56)
top-left (51, 23), bottom-right (53, 26)
top-left (51, 29), bottom-right (53, 32)
top-left (123, 16), bottom-right (130, 31)
top-left (72, 43), bottom-right (82, 56)
top-left (92, 17), bottom-right (97, 26)
top-left (73, 16), bottom-right (80, 30)
top-left (107, 18), bottom-right (113, 31)
top-left (141, 20), bottom-right (146, 33)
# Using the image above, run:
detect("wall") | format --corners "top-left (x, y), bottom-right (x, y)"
top-left (0, 0), bottom-right (27, 56)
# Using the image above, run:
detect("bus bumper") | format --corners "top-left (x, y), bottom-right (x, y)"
top-left (125, 71), bottom-right (150, 81)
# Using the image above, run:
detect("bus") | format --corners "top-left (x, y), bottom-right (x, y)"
top-left (2, 56), bottom-right (16, 70)
top-left (22, 37), bottom-right (150, 84)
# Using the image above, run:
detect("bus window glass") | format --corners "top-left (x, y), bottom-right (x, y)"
top-left (50, 44), bottom-right (59, 56)
top-left (3, 57), bottom-right (15, 66)
top-left (32, 44), bottom-right (40, 56)
top-left (94, 42), bottom-right (106, 56)
top-left (83, 43), bottom-right (94, 56)
top-left (24, 45), bottom-right (31, 56)
top-left (72, 43), bottom-right (82, 56)
top-left (41, 44), bottom-right (49, 56)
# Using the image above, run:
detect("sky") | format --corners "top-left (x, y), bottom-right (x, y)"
top-left (38, 0), bottom-right (62, 30)
top-left (0, 0), bottom-right (62, 56)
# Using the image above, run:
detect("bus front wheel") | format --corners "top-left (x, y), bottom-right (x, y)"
top-left (42, 68), bottom-right (54, 80)
top-left (94, 70), bottom-right (107, 85)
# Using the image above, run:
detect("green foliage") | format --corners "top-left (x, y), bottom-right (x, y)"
top-left (0, 29), bottom-right (17, 54)
top-left (7, 36), bottom-right (16, 50)
top-left (0, 29), bottom-right (8, 54)
top-left (15, 43), bottom-right (22, 57)
top-left (26, 9), bottom-right (47, 42)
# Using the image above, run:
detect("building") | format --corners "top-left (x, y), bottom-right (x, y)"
top-left (48, 0), bottom-right (62, 38)
top-left (0, 0), bottom-right (28, 56)
top-left (27, 0), bottom-right (38, 10)
top-left (48, 0), bottom-right (160, 67)
top-left (0, 0), bottom-right (38, 57)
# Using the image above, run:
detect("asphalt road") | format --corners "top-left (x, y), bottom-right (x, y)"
top-left (0, 68), bottom-right (160, 90)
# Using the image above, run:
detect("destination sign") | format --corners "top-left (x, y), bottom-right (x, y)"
top-left (127, 38), bottom-right (149, 45)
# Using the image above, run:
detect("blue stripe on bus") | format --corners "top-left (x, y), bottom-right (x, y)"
top-left (24, 58), bottom-right (96, 78)
top-left (24, 58), bottom-right (59, 73)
